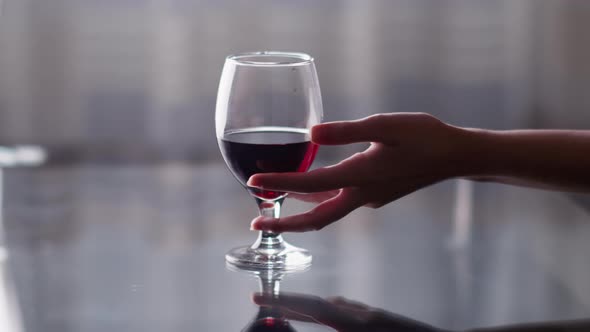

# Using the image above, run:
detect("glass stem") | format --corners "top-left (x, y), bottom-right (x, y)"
top-left (259, 272), bottom-right (281, 296)
top-left (256, 272), bottom-right (282, 318)
top-left (252, 198), bottom-right (285, 252)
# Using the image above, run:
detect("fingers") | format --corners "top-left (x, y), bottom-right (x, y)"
top-left (311, 113), bottom-right (397, 145)
top-left (326, 296), bottom-right (370, 311)
top-left (280, 311), bottom-right (319, 323)
top-left (287, 190), bottom-right (340, 203)
top-left (312, 112), bottom-right (443, 145)
top-left (252, 292), bottom-right (335, 323)
top-left (253, 292), bottom-right (326, 313)
top-left (252, 292), bottom-right (362, 329)
top-left (248, 152), bottom-right (371, 193)
top-left (251, 188), bottom-right (364, 232)
top-left (326, 296), bottom-right (376, 321)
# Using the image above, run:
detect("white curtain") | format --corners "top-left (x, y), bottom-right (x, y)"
top-left (0, 0), bottom-right (588, 158)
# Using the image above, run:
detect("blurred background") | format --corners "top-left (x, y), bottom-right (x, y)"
top-left (1, 1), bottom-right (590, 331)
top-left (1, 0), bottom-right (589, 162)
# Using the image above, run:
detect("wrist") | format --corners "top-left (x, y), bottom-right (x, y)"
top-left (449, 126), bottom-right (504, 178)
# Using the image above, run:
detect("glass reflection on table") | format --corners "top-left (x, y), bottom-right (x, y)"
top-left (0, 255), bottom-right (23, 332)
top-left (0, 146), bottom-right (45, 332)
top-left (231, 264), bottom-right (590, 332)
top-left (230, 264), bottom-right (443, 332)
top-left (227, 264), bottom-right (299, 332)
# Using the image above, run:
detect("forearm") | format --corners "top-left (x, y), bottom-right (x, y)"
top-left (467, 319), bottom-right (590, 332)
top-left (457, 128), bottom-right (590, 192)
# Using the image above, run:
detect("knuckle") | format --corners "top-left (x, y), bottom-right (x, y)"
top-left (301, 211), bottom-right (323, 231)
top-left (309, 297), bottom-right (328, 309)
top-left (417, 112), bottom-right (442, 125)
top-left (304, 210), bottom-right (316, 219)
top-left (367, 114), bottom-right (391, 129)
top-left (366, 202), bottom-right (380, 209)
top-left (414, 112), bottom-right (431, 118)
top-left (364, 310), bottom-right (389, 325)
top-left (330, 296), bottom-right (348, 303)
top-left (349, 152), bottom-right (370, 166)
top-left (369, 113), bottom-right (390, 123)
top-left (311, 219), bottom-right (332, 231)
top-left (350, 152), bottom-right (365, 160)
top-left (312, 223), bottom-right (326, 231)
top-left (368, 200), bottom-right (386, 209)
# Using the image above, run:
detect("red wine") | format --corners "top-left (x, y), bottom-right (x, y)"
top-left (243, 317), bottom-right (296, 332)
top-left (219, 128), bottom-right (318, 200)
top-left (243, 307), bottom-right (297, 332)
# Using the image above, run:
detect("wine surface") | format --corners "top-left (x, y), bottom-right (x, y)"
top-left (219, 127), bottom-right (318, 200)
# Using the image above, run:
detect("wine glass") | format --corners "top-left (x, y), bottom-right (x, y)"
top-left (216, 51), bottom-right (322, 271)
top-left (241, 272), bottom-right (297, 332)
top-left (227, 264), bottom-right (301, 332)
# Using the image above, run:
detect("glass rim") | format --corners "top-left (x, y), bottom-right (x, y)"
top-left (226, 51), bottom-right (314, 67)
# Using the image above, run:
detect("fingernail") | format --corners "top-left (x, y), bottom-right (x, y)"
top-left (251, 292), bottom-right (263, 303)
top-left (310, 125), bottom-right (324, 143)
top-left (250, 218), bottom-right (259, 231)
top-left (246, 176), bottom-right (259, 187)
top-left (251, 218), bottom-right (275, 231)
top-left (311, 123), bottom-right (331, 142)
top-left (252, 293), bottom-right (274, 306)
top-left (250, 218), bottom-right (271, 231)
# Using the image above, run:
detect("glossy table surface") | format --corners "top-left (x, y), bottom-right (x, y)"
top-left (1, 162), bottom-right (590, 331)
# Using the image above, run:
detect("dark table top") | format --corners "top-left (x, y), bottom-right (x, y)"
top-left (1, 162), bottom-right (589, 331)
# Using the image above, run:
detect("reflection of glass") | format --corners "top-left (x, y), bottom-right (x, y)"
top-left (0, 146), bottom-right (46, 168)
top-left (216, 52), bottom-right (323, 271)
top-left (0, 257), bottom-right (23, 332)
top-left (0, 150), bottom-right (28, 332)
top-left (1, 2), bottom-right (41, 325)
top-left (0, 147), bottom-right (44, 332)
top-left (0, 146), bottom-right (46, 251)
top-left (227, 264), bottom-right (303, 332)
top-left (242, 272), bottom-right (296, 332)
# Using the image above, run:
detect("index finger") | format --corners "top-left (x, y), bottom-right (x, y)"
top-left (253, 293), bottom-right (362, 329)
top-left (251, 188), bottom-right (364, 232)
top-left (311, 114), bottom-right (389, 145)
top-left (248, 152), bottom-right (371, 193)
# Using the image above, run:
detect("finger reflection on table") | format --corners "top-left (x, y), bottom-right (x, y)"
top-left (252, 292), bottom-right (443, 332)
top-left (252, 291), bottom-right (590, 332)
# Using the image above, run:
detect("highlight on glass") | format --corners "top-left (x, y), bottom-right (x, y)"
top-left (216, 51), bottom-right (322, 270)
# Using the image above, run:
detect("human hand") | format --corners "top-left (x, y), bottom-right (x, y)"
top-left (248, 113), bottom-right (469, 232)
top-left (252, 292), bottom-right (448, 332)
top-left (253, 292), bottom-right (590, 332)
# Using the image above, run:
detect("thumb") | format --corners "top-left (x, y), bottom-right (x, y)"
top-left (311, 114), bottom-right (392, 145)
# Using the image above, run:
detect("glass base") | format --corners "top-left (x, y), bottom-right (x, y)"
top-left (225, 241), bottom-right (312, 271)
